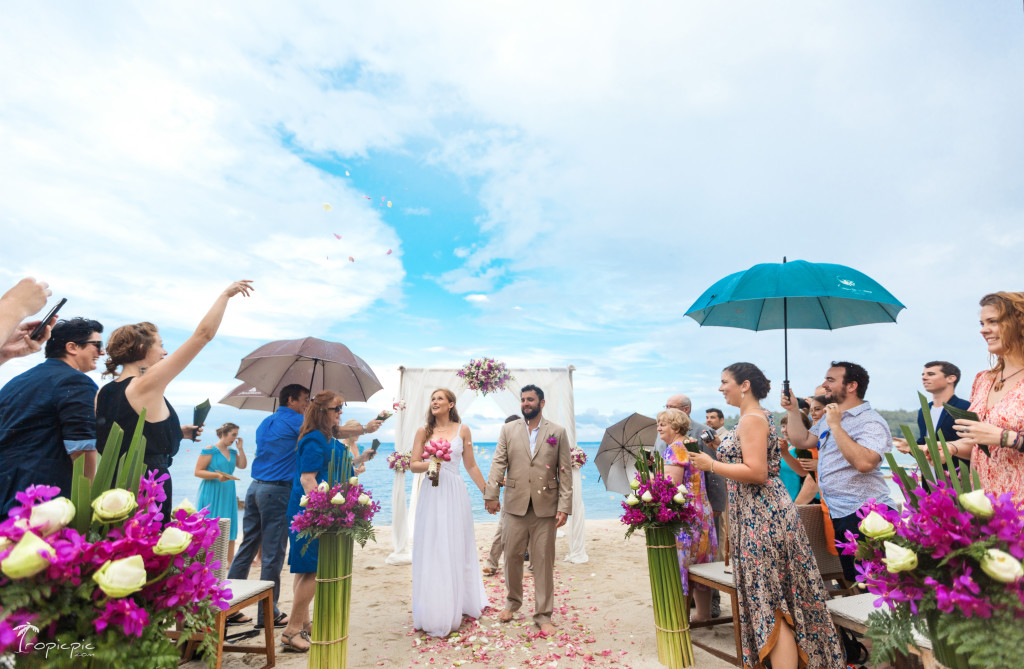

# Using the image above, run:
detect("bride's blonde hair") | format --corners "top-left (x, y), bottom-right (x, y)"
top-left (424, 388), bottom-right (460, 442)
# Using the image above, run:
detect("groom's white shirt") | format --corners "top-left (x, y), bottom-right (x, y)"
top-left (527, 421), bottom-right (540, 455)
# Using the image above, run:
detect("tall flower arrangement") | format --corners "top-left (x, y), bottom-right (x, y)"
top-left (620, 448), bottom-right (700, 668)
top-left (0, 416), bottom-right (230, 668)
top-left (457, 357), bottom-right (513, 395)
top-left (841, 393), bottom-right (1024, 669)
top-left (291, 452), bottom-right (380, 669)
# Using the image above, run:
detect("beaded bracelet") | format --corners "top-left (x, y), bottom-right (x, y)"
top-left (1014, 431), bottom-right (1024, 452)
top-left (1001, 429), bottom-right (1012, 448)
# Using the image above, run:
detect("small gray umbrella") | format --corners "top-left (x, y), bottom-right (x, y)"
top-left (235, 337), bottom-right (383, 402)
top-left (219, 382), bottom-right (278, 412)
top-left (594, 412), bottom-right (659, 495)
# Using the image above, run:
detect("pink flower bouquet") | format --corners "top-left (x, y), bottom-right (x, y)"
top-left (569, 444), bottom-right (588, 469)
top-left (422, 438), bottom-right (452, 487)
top-left (387, 451), bottom-right (412, 474)
top-left (457, 357), bottom-right (513, 395)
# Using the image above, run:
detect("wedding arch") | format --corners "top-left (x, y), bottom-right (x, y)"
top-left (384, 365), bottom-right (588, 565)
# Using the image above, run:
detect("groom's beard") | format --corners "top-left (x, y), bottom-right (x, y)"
top-left (521, 406), bottom-right (540, 420)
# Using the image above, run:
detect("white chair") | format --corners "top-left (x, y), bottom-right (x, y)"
top-left (169, 517), bottom-right (277, 669)
top-left (827, 593), bottom-right (936, 665)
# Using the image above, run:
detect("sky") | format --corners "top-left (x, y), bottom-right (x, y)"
top-left (2, 2), bottom-right (1023, 444)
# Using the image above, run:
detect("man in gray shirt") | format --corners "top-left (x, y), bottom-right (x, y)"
top-left (658, 393), bottom-right (727, 617)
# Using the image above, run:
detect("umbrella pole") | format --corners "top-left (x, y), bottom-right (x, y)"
top-left (309, 358), bottom-right (320, 395)
top-left (783, 296), bottom-right (791, 400)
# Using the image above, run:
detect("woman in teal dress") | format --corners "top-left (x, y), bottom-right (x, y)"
top-left (195, 422), bottom-right (247, 563)
top-left (280, 390), bottom-right (376, 652)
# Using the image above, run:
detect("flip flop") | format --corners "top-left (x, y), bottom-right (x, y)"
top-left (225, 612), bottom-right (252, 625)
top-left (254, 612), bottom-right (288, 629)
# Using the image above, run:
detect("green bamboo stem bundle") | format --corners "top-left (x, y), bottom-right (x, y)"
top-left (645, 527), bottom-right (695, 668)
top-left (311, 532), bottom-right (355, 668)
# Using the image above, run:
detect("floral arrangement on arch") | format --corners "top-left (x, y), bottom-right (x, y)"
top-left (387, 451), bottom-right (412, 474)
top-left (569, 444), bottom-right (587, 469)
top-left (841, 394), bottom-right (1024, 669)
top-left (0, 423), bottom-right (230, 669)
top-left (457, 357), bottom-right (513, 396)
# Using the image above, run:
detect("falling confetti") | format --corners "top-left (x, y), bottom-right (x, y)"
top-left (322, 203), bottom-right (333, 211)
top-left (386, 249), bottom-right (393, 255)
top-left (333, 233), bottom-right (342, 240)
top-left (348, 257), bottom-right (355, 262)
top-left (364, 195), bottom-right (371, 200)
top-left (387, 201), bottom-right (392, 207)
top-left (345, 170), bottom-right (350, 176)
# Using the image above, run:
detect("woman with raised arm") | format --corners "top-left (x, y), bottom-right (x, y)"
top-left (410, 388), bottom-right (488, 638)
top-left (691, 362), bottom-right (842, 669)
top-left (196, 422), bottom-right (247, 563)
top-left (96, 280), bottom-right (253, 520)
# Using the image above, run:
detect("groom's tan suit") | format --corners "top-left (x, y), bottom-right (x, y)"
top-left (485, 416), bottom-right (572, 625)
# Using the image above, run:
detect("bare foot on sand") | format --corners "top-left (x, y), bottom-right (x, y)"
top-left (539, 622), bottom-right (556, 635)
top-left (498, 609), bottom-right (514, 622)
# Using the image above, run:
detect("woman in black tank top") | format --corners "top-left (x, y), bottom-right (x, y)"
top-left (96, 281), bottom-right (253, 521)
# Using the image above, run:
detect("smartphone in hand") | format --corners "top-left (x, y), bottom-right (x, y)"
top-left (371, 439), bottom-right (381, 451)
top-left (29, 298), bottom-right (67, 340)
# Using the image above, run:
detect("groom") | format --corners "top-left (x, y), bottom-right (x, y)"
top-left (484, 384), bottom-right (572, 634)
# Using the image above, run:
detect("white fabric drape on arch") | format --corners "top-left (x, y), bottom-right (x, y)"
top-left (385, 366), bottom-right (586, 565)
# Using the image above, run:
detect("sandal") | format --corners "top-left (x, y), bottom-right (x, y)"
top-left (254, 612), bottom-right (288, 629)
top-left (225, 612), bottom-right (252, 626)
top-left (281, 631), bottom-right (309, 653)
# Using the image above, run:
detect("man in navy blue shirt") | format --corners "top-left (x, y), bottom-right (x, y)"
top-left (894, 361), bottom-right (972, 468)
top-left (0, 317), bottom-right (104, 518)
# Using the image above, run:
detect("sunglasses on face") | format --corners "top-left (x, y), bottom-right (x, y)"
top-left (80, 341), bottom-right (103, 350)
top-left (325, 406), bottom-right (343, 413)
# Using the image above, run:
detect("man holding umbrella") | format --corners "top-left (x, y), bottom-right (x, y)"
top-left (226, 384), bottom-right (383, 628)
top-left (782, 361), bottom-right (896, 582)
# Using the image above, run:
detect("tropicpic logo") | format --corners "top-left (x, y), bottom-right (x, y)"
top-left (14, 622), bottom-right (95, 659)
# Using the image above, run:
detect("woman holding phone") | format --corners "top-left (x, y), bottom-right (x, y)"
top-left (97, 280), bottom-right (253, 520)
top-left (196, 422), bottom-right (247, 563)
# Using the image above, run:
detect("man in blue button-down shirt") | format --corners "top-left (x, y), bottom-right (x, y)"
top-left (784, 361), bottom-right (896, 582)
top-left (0, 317), bottom-right (104, 518)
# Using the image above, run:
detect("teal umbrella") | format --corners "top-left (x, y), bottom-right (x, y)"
top-left (685, 258), bottom-right (905, 395)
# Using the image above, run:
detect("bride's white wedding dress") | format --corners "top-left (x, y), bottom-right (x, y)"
top-left (412, 428), bottom-right (488, 637)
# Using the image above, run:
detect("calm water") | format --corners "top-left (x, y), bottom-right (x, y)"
top-left (168, 443), bottom-right (919, 525)
top-left (168, 442), bottom-right (623, 524)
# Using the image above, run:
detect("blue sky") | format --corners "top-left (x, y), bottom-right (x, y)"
top-left (2, 2), bottom-right (1023, 444)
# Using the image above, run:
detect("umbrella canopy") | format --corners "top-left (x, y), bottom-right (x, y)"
top-left (219, 382), bottom-right (278, 412)
top-left (685, 259), bottom-right (905, 393)
top-left (235, 337), bottom-right (383, 402)
top-left (594, 413), bottom-right (658, 495)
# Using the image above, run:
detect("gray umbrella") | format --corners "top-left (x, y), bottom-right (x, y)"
top-left (234, 337), bottom-right (383, 402)
top-left (219, 382), bottom-right (278, 412)
top-left (594, 412), bottom-right (659, 495)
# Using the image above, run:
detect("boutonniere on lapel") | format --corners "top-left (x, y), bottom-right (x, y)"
top-left (546, 435), bottom-right (557, 447)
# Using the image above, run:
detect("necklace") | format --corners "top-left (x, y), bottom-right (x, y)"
top-left (994, 367), bottom-right (1024, 392)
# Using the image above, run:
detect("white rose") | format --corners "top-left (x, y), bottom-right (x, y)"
top-left (93, 555), bottom-right (147, 598)
top-left (859, 511), bottom-right (896, 539)
top-left (174, 498), bottom-right (197, 516)
top-left (980, 549), bottom-right (1024, 583)
top-left (672, 493), bottom-right (686, 504)
top-left (358, 494), bottom-right (371, 505)
top-left (641, 491), bottom-right (654, 503)
top-left (349, 476), bottom-right (359, 486)
top-left (960, 489), bottom-right (995, 519)
top-left (299, 495), bottom-right (309, 507)
top-left (92, 489), bottom-right (138, 523)
top-left (882, 541), bottom-right (918, 573)
top-left (153, 527), bottom-right (193, 556)
top-left (625, 494), bottom-right (640, 506)
top-left (0, 531), bottom-right (55, 579)
top-left (316, 481), bottom-right (329, 493)
top-left (629, 478), bottom-right (640, 491)
top-left (29, 497), bottom-right (76, 536)
top-left (330, 492), bottom-right (345, 505)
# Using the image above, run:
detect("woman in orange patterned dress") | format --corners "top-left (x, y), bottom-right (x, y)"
top-left (657, 408), bottom-right (717, 622)
top-left (944, 292), bottom-right (1024, 506)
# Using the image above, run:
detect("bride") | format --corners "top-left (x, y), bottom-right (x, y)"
top-left (410, 388), bottom-right (489, 637)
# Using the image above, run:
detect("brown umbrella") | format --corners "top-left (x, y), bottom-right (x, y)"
top-left (234, 337), bottom-right (383, 402)
top-left (219, 382), bottom-right (278, 412)
top-left (594, 412), bottom-right (658, 495)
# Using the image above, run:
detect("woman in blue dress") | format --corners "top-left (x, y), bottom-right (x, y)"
top-left (195, 422), bottom-right (247, 563)
top-left (280, 390), bottom-right (375, 652)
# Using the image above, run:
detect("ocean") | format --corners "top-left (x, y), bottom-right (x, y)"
top-left (168, 442), bottom-right (916, 525)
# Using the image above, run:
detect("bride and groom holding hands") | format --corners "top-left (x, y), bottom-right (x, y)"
top-left (410, 384), bottom-right (573, 637)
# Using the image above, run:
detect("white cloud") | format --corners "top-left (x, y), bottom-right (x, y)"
top-left (464, 294), bottom-right (489, 303)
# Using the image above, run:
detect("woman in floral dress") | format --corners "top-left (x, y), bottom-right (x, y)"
top-left (692, 362), bottom-right (843, 669)
top-left (942, 292), bottom-right (1024, 506)
top-left (657, 408), bottom-right (717, 622)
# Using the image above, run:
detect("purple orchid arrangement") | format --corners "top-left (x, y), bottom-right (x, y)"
top-left (620, 448), bottom-right (700, 540)
top-left (457, 357), bottom-right (513, 395)
top-left (0, 472), bottom-right (231, 665)
top-left (839, 475), bottom-right (1024, 667)
top-left (546, 435), bottom-right (558, 447)
top-left (291, 477), bottom-right (380, 549)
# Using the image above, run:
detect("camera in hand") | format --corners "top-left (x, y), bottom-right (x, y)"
top-left (700, 429), bottom-right (716, 444)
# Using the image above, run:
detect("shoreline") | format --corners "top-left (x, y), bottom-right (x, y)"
top-left (189, 519), bottom-right (740, 668)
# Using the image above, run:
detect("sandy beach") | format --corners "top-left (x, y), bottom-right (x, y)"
top-left (188, 519), bottom-right (739, 669)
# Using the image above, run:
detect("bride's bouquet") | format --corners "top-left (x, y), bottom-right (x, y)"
top-left (422, 438), bottom-right (452, 487)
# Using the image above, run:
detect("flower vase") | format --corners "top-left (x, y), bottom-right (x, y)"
top-left (925, 610), bottom-right (970, 669)
top-left (644, 526), bottom-right (695, 668)
top-left (311, 532), bottom-right (354, 669)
